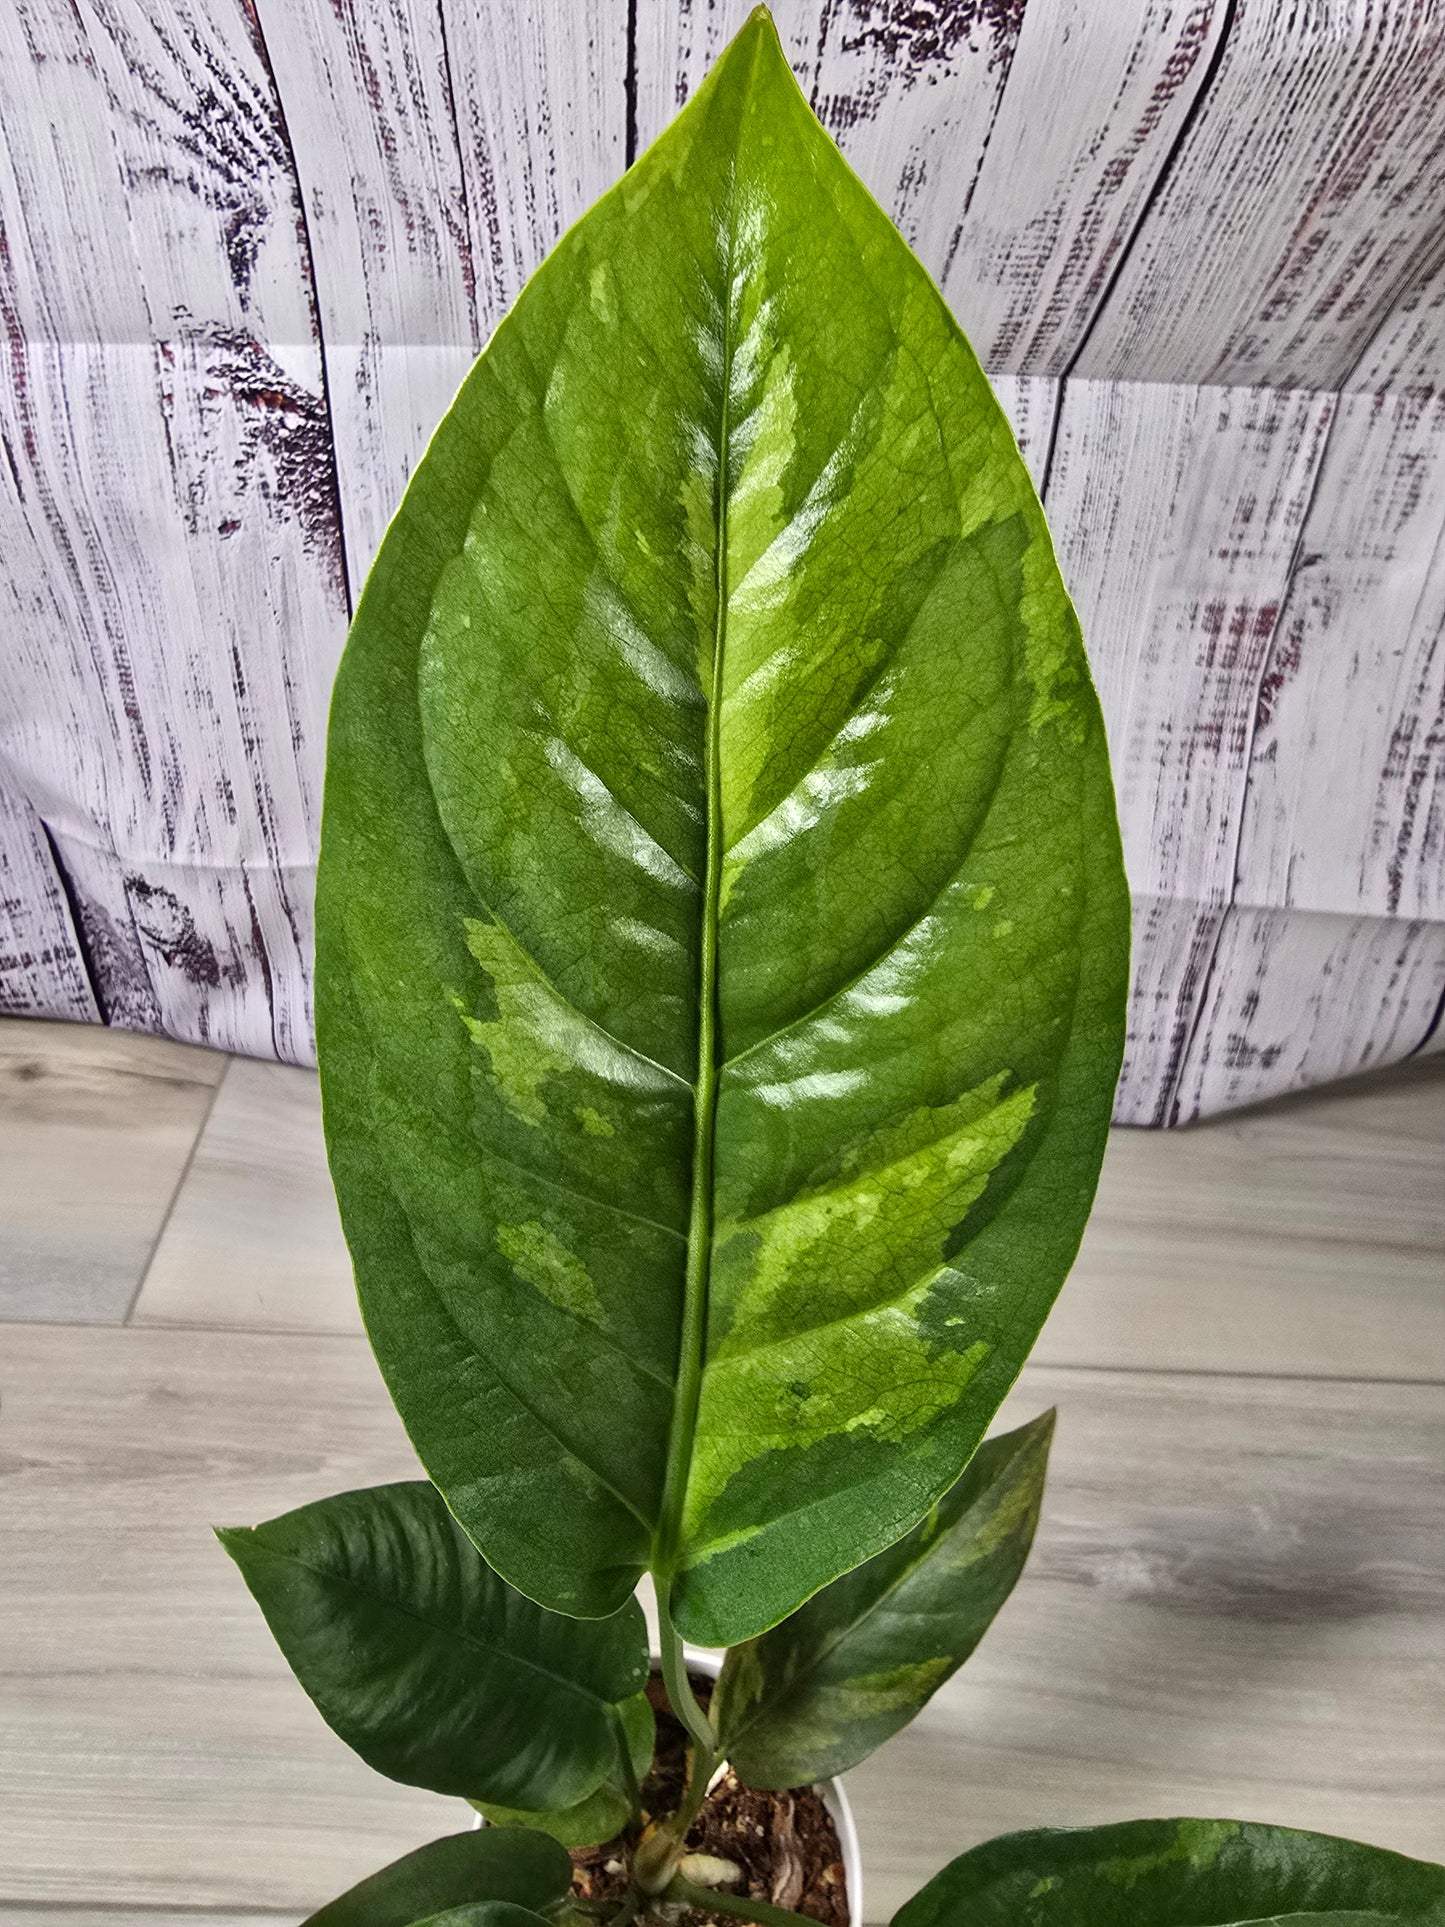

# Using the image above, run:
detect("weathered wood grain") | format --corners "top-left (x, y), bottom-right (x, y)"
top-left (0, 1912), bottom-right (292, 1927)
top-left (1111, 893), bottom-right (1225, 1126)
top-left (1076, 0), bottom-right (1445, 386)
top-left (942, 0), bottom-right (1229, 372)
top-left (0, 1322), bottom-right (436, 1912)
top-left (851, 1361), bottom-right (1445, 1915)
top-left (1353, 230), bottom-right (1445, 395)
top-left (1044, 378), bottom-right (1337, 1116)
top-left (990, 373), bottom-right (1058, 489)
top-left (0, 0), bottom-right (345, 1057)
top-left (1235, 250), bottom-right (1445, 927)
top-left (1171, 904), bottom-right (1445, 1121)
top-left (1052, 379), bottom-right (1335, 903)
top-left (1235, 388), bottom-right (1445, 925)
top-left (1163, 229), bottom-right (1445, 1112)
top-left (251, 0), bottom-right (480, 588)
top-left (441, 0), bottom-right (625, 314)
top-left (0, 785), bottom-right (97, 1021)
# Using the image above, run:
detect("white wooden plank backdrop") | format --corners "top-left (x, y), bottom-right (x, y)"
top-left (1, 0), bottom-right (1442, 1121)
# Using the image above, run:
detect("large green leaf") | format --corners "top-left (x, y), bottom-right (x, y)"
top-left (218, 1482), bottom-right (647, 1808)
top-left (302, 1827), bottom-right (572, 1927)
top-left (315, 5), bottom-right (1128, 1646)
top-left (893, 1821), bottom-right (1445, 1926)
top-left (714, 1408), bottom-right (1052, 1785)
top-left (472, 1688), bottom-right (655, 1847)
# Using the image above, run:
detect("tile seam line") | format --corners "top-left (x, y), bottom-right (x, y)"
top-left (0, 1909), bottom-right (295, 1921)
top-left (122, 1055), bottom-right (232, 1325)
top-left (1028, 1359), bottom-right (1445, 1389)
top-left (44, 1316), bottom-right (1445, 1393)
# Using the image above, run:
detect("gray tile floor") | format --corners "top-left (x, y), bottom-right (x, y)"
top-left (2, 1015), bottom-right (1443, 1921)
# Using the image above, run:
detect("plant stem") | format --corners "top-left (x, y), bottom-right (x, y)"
top-left (632, 1593), bottom-right (723, 1893)
top-left (606, 1890), bottom-right (644, 1927)
top-left (665, 1876), bottom-right (821, 1927)
top-left (658, 1591), bottom-right (718, 1765)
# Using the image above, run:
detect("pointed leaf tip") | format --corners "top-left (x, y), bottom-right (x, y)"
top-left (697, 1), bottom-right (796, 107)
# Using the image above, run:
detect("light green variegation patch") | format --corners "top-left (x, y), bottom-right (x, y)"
top-left (727, 345), bottom-right (798, 594)
top-left (684, 1295), bottom-right (991, 1548)
top-left (587, 260), bottom-right (617, 325)
top-left (711, 1077), bottom-right (1035, 1357)
top-left (1020, 535), bottom-right (1091, 741)
top-left (497, 1222), bottom-right (605, 1327)
top-left (954, 1457), bottom-right (1041, 1560)
top-left (837, 1655), bottom-right (955, 1711)
top-left (1099, 1821), bottom-right (1242, 1892)
top-left (458, 941), bottom-right (570, 1130)
top-left (460, 918), bottom-right (686, 1134)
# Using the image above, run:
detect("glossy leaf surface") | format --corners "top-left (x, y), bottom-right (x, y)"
top-left (219, 1482), bottom-right (647, 1807)
top-left (302, 1827), bottom-right (571, 1927)
top-left (894, 1821), bottom-right (1445, 1926)
top-left (714, 1409), bottom-right (1052, 1785)
top-left (411, 1909), bottom-right (554, 1927)
top-left (316, 6), bottom-right (1128, 1644)
top-left (472, 1689), bottom-right (655, 1847)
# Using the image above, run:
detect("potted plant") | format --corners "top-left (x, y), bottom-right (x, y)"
top-left (221, 11), bottom-right (1445, 1923)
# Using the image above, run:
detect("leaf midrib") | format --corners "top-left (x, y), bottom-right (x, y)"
top-left (650, 70), bottom-right (754, 1587)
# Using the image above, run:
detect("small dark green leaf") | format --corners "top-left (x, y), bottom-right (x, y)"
top-left (715, 1410), bottom-right (1052, 1785)
top-left (473, 1688), bottom-right (656, 1847)
top-left (218, 1481), bottom-right (647, 1808)
top-left (892, 1820), bottom-right (1445, 1926)
top-left (302, 1826), bottom-right (571, 1927)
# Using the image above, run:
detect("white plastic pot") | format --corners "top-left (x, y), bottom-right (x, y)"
top-left (471, 1645), bottom-right (864, 1927)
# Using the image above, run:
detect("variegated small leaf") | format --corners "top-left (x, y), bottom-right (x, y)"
top-left (714, 1410), bottom-right (1052, 1785)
